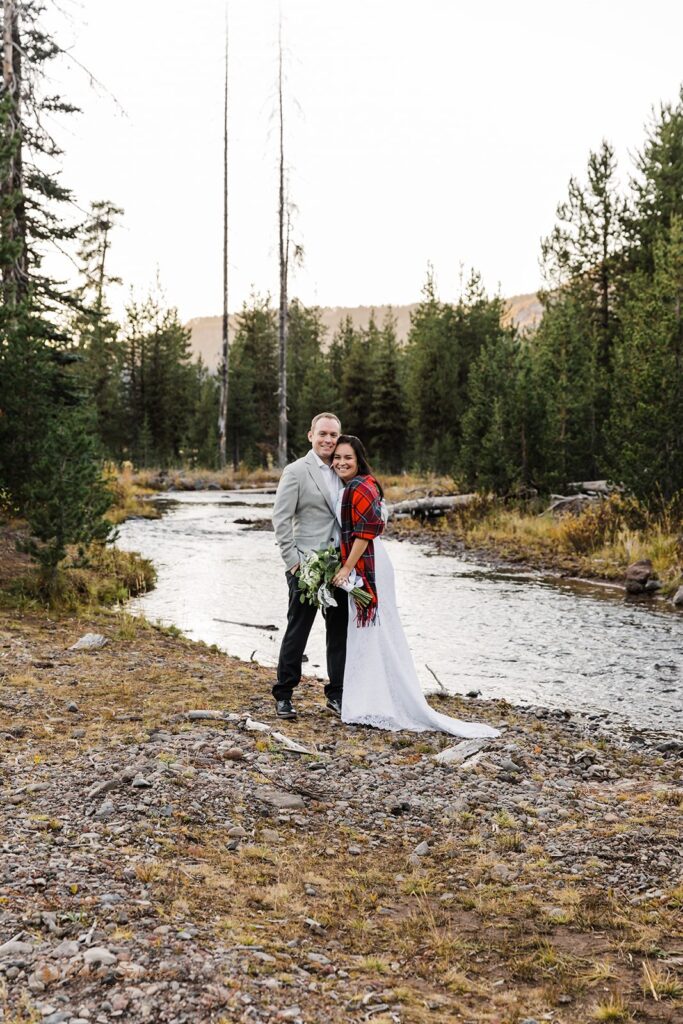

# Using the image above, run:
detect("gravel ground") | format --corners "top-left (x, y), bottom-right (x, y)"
top-left (1, 609), bottom-right (682, 1024)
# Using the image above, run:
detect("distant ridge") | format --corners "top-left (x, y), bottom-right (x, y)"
top-left (187, 293), bottom-right (543, 370)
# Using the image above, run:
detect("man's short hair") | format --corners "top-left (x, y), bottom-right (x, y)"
top-left (310, 412), bottom-right (341, 433)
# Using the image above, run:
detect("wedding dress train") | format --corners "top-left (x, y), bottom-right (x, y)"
top-left (341, 538), bottom-right (499, 737)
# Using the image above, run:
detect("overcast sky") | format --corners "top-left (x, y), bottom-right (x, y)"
top-left (48, 0), bottom-right (683, 321)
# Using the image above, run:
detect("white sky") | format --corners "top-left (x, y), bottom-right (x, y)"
top-left (46, 0), bottom-right (683, 321)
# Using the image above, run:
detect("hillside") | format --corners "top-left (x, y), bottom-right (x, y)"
top-left (186, 293), bottom-right (543, 369)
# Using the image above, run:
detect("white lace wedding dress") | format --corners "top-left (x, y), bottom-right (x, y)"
top-left (340, 533), bottom-right (500, 738)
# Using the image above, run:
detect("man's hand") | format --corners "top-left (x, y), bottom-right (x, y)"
top-left (289, 563), bottom-right (300, 576)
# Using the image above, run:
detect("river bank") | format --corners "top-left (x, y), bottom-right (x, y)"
top-left (125, 468), bottom-right (683, 598)
top-left (2, 605), bottom-right (683, 1024)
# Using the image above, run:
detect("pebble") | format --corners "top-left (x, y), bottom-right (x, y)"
top-left (219, 746), bottom-right (245, 761)
top-left (51, 940), bottom-right (80, 959)
top-left (0, 939), bottom-right (34, 955)
top-left (95, 799), bottom-right (115, 819)
top-left (69, 633), bottom-right (107, 651)
top-left (131, 774), bottom-right (152, 789)
top-left (228, 825), bottom-right (248, 839)
top-left (254, 787), bottom-right (305, 810)
top-left (82, 947), bottom-right (117, 967)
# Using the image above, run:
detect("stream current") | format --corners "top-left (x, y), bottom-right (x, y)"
top-left (116, 490), bottom-right (682, 734)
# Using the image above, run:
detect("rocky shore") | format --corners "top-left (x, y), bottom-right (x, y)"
top-left (2, 608), bottom-right (682, 1023)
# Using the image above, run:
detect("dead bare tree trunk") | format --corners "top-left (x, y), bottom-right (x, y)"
top-left (2, 0), bottom-right (27, 307)
top-left (218, 12), bottom-right (230, 470)
top-left (277, 17), bottom-right (288, 469)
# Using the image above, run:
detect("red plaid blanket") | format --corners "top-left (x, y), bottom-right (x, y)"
top-left (340, 475), bottom-right (385, 625)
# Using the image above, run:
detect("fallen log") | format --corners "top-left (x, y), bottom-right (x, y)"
top-left (387, 494), bottom-right (475, 518)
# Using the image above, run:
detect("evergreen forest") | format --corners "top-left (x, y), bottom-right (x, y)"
top-left (1, 2), bottom-right (682, 588)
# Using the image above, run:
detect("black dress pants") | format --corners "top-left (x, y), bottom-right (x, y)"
top-left (273, 570), bottom-right (348, 702)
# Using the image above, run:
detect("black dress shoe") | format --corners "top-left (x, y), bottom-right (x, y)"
top-left (325, 697), bottom-right (342, 717)
top-left (276, 699), bottom-right (297, 719)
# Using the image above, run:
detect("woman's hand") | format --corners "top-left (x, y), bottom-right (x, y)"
top-left (332, 565), bottom-right (351, 588)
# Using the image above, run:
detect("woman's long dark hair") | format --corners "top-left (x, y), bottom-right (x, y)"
top-left (334, 435), bottom-right (384, 497)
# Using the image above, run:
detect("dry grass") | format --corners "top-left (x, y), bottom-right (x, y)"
top-left (394, 492), bottom-right (683, 588)
top-left (2, 604), bottom-right (682, 1022)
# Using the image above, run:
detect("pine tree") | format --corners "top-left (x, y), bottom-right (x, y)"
top-left (72, 200), bottom-right (125, 456)
top-left (20, 406), bottom-right (113, 588)
top-left (532, 287), bottom-right (601, 487)
top-left (460, 329), bottom-right (543, 492)
top-left (607, 217), bottom-right (683, 499)
top-left (369, 314), bottom-right (407, 472)
top-left (629, 88), bottom-right (683, 272)
top-left (339, 314), bottom-right (379, 444)
top-left (286, 299), bottom-right (328, 454)
top-left (227, 294), bottom-right (278, 466)
top-left (0, 0), bottom-right (114, 578)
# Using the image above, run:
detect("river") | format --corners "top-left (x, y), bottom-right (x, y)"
top-left (116, 490), bottom-right (682, 734)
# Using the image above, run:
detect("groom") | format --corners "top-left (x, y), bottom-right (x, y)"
top-left (271, 412), bottom-right (348, 719)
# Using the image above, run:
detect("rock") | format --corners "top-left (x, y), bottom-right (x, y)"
top-left (672, 586), bottom-right (683, 607)
top-left (219, 746), bottom-right (245, 761)
top-left (228, 825), bottom-right (248, 839)
top-left (95, 798), bottom-right (115, 819)
top-left (87, 779), bottom-right (118, 800)
top-left (306, 951), bottom-right (331, 966)
top-left (625, 559), bottom-right (656, 593)
top-left (414, 841), bottom-right (430, 857)
top-left (433, 738), bottom-right (491, 765)
top-left (466, 688), bottom-right (481, 698)
top-left (69, 632), bottom-right (107, 651)
top-left (66, 700), bottom-right (79, 713)
top-left (584, 764), bottom-right (610, 780)
top-left (83, 946), bottom-right (117, 966)
top-left (254, 787), bottom-right (305, 810)
top-left (131, 774), bottom-right (152, 789)
top-left (571, 748), bottom-right (597, 765)
top-left (644, 578), bottom-right (662, 592)
top-left (386, 798), bottom-right (411, 815)
top-left (186, 709), bottom-right (227, 721)
top-left (0, 938), bottom-right (34, 956)
top-left (30, 962), bottom-right (61, 987)
top-left (51, 940), bottom-right (80, 958)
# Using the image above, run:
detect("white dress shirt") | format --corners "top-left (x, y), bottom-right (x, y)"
top-left (313, 450), bottom-right (342, 546)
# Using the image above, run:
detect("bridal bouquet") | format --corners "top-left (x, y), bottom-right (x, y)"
top-left (297, 545), bottom-right (372, 613)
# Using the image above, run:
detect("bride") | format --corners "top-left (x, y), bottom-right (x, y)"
top-left (330, 434), bottom-right (499, 738)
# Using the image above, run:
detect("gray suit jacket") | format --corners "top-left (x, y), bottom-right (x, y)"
top-left (272, 449), bottom-right (339, 571)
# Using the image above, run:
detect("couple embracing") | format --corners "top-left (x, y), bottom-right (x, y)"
top-left (272, 412), bottom-right (498, 738)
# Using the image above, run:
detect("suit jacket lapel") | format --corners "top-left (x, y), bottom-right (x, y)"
top-left (305, 449), bottom-right (336, 515)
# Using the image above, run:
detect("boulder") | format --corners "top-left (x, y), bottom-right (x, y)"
top-left (625, 559), bottom-right (656, 594)
top-left (672, 586), bottom-right (683, 608)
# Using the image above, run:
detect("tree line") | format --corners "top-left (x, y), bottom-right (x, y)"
top-left (1, 2), bottom-right (682, 591)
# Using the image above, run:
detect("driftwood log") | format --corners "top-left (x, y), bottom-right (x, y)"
top-left (387, 494), bottom-right (475, 518)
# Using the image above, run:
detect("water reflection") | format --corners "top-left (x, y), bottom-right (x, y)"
top-left (116, 491), bottom-right (682, 733)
